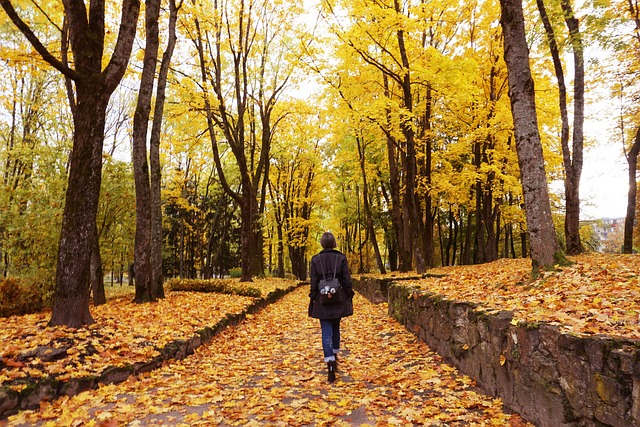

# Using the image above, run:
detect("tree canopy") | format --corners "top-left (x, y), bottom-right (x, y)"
top-left (1, 0), bottom-right (637, 323)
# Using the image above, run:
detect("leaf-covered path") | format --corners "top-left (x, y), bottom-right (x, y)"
top-left (5, 288), bottom-right (530, 426)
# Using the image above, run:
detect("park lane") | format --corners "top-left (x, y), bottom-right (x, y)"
top-left (6, 287), bottom-right (530, 426)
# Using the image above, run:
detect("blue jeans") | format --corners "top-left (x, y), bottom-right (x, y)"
top-left (320, 318), bottom-right (341, 362)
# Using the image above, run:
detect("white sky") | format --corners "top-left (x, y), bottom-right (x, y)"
top-left (580, 140), bottom-right (628, 220)
top-left (578, 82), bottom-right (630, 220)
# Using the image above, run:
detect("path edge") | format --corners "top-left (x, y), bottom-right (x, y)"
top-left (353, 276), bottom-right (640, 427)
top-left (0, 281), bottom-right (306, 420)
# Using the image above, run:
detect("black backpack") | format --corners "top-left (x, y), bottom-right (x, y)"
top-left (315, 255), bottom-right (343, 305)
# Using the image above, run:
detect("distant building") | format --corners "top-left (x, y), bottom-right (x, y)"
top-left (581, 217), bottom-right (625, 252)
top-left (593, 217), bottom-right (625, 241)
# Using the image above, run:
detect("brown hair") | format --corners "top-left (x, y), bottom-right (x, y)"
top-left (320, 232), bottom-right (337, 249)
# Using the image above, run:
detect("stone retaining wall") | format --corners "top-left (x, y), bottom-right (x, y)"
top-left (0, 284), bottom-right (304, 420)
top-left (352, 275), bottom-right (417, 303)
top-left (354, 277), bottom-right (640, 427)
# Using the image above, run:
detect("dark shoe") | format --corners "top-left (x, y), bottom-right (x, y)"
top-left (327, 361), bottom-right (336, 383)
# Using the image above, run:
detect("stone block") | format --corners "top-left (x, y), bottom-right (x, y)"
top-left (60, 376), bottom-right (97, 396)
top-left (99, 365), bottom-right (134, 385)
top-left (19, 379), bottom-right (60, 410)
top-left (0, 387), bottom-right (19, 419)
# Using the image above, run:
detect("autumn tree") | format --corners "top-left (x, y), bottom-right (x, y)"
top-left (131, 0), bottom-right (160, 303)
top-left (583, 0), bottom-right (640, 252)
top-left (321, 0), bottom-right (431, 272)
top-left (188, 0), bottom-right (304, 281)
top-left (131, 0), bottom-right (180, 302)
top-left (608, 1), bottom-right (640, 253)
top-left (0, 0), bottom-right (141, 326)
top-left (267, 102), bottom-right (324, 280)
top-left (535, 0), bottom-right (585, 255)
top-left (499, 0), bottom-right (561, 269)
top-left (149, 0), bottom-right (181, 297)
top-left (0, 58), bottom-right (71, 288)
top-left (318, 0), bottom-right (531, 271)
top-left (96, 158), bottom-right (135, 289)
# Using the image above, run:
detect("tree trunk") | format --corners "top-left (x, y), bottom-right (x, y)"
top-left (250, 196), bottom-right (265, 278)
top-left (288, 246), bottom-right (307, 281)
top-left (1, 0), bottom-right (141, 328)
top-left (418, 85), bottom-right (435, 269)
top-left (91, 222), bottom-right (106, 306)
top-left (451, 209), bottom-right (458, 265)
top-left (50, 85), bottom-right (108, 327)
top-left (474, 141), bottom-right (487, 264)
top-left (520, 231), bottom-right (528, 258)
top-left (623, 127), bottom-right (640, 253)
top-left (394, 8), bottom-right (422, 273)
top-left (561, 0), bottom-right (585, 255)
top-left (239, 193), bottom-right (254, 282)
top-left (383, 76), bottom-right (402, 272)
top-left (276, 221), bottom-right (285, 278)
top-left (356, 135), bottom-right (385, 274)
top-left (499, 0), bottom-right (560, 270)
top-left (482, 190), bottom-right (499, 262)
top-left (132, 0), bottom-right (161, 303)
top-left (536, 0), bottom-right (584, 255)
top-left (148, 0), bottom-right (179, 298)
top-left (437, 210), bottom-right (446, 266)
top-left (462, 213), bottom-right (473, 265)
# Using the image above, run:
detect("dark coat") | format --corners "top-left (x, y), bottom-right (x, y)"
top-left (309, 249), bottom-right (354, 319)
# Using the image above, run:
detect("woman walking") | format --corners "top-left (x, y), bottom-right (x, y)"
top-left (309, 232), bottom-right (354, 383)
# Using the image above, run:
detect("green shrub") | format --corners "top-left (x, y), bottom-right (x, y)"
top-left (166, 278), bottom-right (262, 298)
top-left (229, 268), bottom-right (242, 278)
top-left (0, 277), bottom-right (46, 317)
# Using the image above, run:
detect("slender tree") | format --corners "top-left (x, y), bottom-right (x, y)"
top-left (149, 0), bottom-right (181, 298)
top-left (536, 0), bottom-right (584, 255)
top-left (623, 128), bottom-right (640, 253)
top-left (191, 0), bottom-right (299, 281)
top-left (355, 132), bottom-right (386, 274)
top-left (132, 0), bottom-right (162, 303)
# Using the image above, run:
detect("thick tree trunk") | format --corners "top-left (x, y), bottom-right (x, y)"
top-left (394, 10), bottom-right (422, 273)
top-left (0, 0), bottom-right (141, 328)
top-left (623, 128), bottom-right (640, 253)
top-left (239, 193), bottom-right (253, 282)
top-left (50, 83), bottom-right (109, 327)
top-left (500, 0), bottom-right (560, 270)
top-left (250, 197), bottom-right (265, 278)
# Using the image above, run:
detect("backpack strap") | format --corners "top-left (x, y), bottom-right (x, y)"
top-left (314, 254), bottom-right (339, 281)
top-left (314, 256), bottom-right (328, 281)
